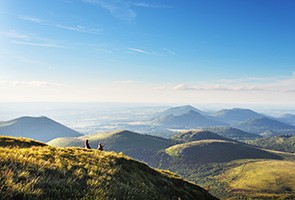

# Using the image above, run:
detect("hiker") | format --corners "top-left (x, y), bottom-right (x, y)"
top-left (98, 143), bottom-right (104, 151)
top-left (85, 139), bottom-right (91, 149)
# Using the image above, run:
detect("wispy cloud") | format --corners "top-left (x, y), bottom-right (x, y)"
top-left (126, 47), bottom-right (162, 56)
top-left (56, 24), bottom-right (101, 34)
top-left (82, 0), bottom-right (136, 21)
top-left (163, 48), bottom-right (176, 55)
top-left (12, 41), bottom-right (64, 48)
top-left (0, 30), bottom-right (32, 40)
top-left (0, 80), bottom-right (63, 88)
top-left (18, 15), bottom-right (43, 23)
top-left (1, 30), bottom-right (65, 49)
top-left (18, 14), bottom-right (102, 35)
top-left (126, 47), bottom-right (150, 54)
top-left (82, 0), bottom-right (171, 20)
top-left (173, 84), bottom-right (263, 92)
top-left (113, 80), bottom-right (135, 84)
top-left (154, 86), bottom-right (168, 90)
top-left (13, 55), bottom-right (54, 69)
top-left (173, 74), bottom-right (295, 93)
top-left (132, 2), bottom-right (172, 9)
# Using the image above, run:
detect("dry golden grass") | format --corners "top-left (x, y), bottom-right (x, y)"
top-left (0, 136), bottom-right (217, 200)
top-left (219, 160), bottom-right (295, 196)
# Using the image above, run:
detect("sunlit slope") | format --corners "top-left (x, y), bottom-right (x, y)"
top-left (218, 160), bottom-right (295, 198)
top-left (165, 140), bottom-right (282, 163)
top-left (0, 136), bottom-right (218, 200)
top-left (172, 130), bottom-right (236, 143)
top-left (247, 135), bottom-right (295, 153)
top-left (0, 136), bottom-right (47, 148)
top-left (48, 130), bottom-right (175, 165)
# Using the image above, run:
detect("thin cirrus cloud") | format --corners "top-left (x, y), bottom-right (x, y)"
top-left (18, 15), bottom-right (101, 35)
top-left (126, 47), bottom-right (163, 56)
top-left (18, 15), bottom-right (43, 23)
top-left (173, 74), bottom-right (295, 93)
top-left (82, 0), bottom-right (136, 21)
top-left (173, 84), bottom-right (264, 92)
top-left (126, 47), bottom-right (150, 54)
top-left (0, 80), bottom-right (63, 88)
top-left (81, 0), bottom-right (171, 20)
top-left (113, 80), bottom-right (135, 84)
top-left (56, 24), bottom-right (101, 34)
top-left (0, 30), bottom-right (65, 49)
top-left (0, 30), bottom-right (32, 40)
top-left (11, 41), bottom-right (65, 48)
top-left (132, 2), bottom-right (172, 9)
top-left (163, 48), bottom-right (176, 55)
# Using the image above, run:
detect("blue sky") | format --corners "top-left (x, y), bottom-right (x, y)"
top-left (0, 0), bottom-right (294, 104)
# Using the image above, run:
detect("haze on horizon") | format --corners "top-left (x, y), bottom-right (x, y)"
top-left (0, 0), bottom-right (294, 105)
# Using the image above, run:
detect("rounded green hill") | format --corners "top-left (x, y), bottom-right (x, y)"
top-left (0, 136), bottom-right (217, 200)
top-left (172, 130), bottom-right (235, 143)
top-left (48, 130), bottom-right (176, 166)
top-left (165, 140), bottom-right (282, 163)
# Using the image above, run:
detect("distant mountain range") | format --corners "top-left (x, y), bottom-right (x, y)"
top-left (212, 108), bottom-right (263, 124)
top-left (150, 110), bottom-right (227, 129)
top-left (1, 110), bottom-right (294, 199)
top-left (203, 127), bottom-right (262, 140)
top-left (234, 117), bottom-right (295, 136)
top-left (157, 105), bottom-right (206, 116)
top-left (0, 116), bottom-right (82, 142)
top-left (277, 113), bottom-right (295, 126)
top-left (148, 106), bottom-right (295, 138)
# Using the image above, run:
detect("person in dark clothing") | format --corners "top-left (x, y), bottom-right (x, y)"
top-left (85, 139), bottom-right (91, 149)
top-left (98, 143), bottom-right (104, 151)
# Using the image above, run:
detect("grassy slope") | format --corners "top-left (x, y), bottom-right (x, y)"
top-left (0, 136), bottom-right (47, 148)
top-left (48, 130), bottom-right (174, 149)
top-left (164, 140), bottom-right (282, 163)
top-left (218, 160), bottom-right (295, 199)
top-left (172, 130), bottom-right (236, 143)
top-left (0, 136), bottom-right (217, 200)
top-left (48, 130), bottom-right (176, 166)
top-left (160, 157), bottom-right (295, 199)
top-left (204, 127), bottom-right (261, 141)
top-left (246, 135), bottom-right (295, 153)
top-left (161, 140), bottom-right (294, 198)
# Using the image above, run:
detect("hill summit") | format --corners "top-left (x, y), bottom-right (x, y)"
top-left (213, 108), bottom-right (262, 123)
top-left (151, 110), bottom-right (227, 129)
top-left (0, 116), bottom-right (83, 142)
top-left (48, 130), bottom-right (175, 166)
top-left (0, 136), bottom-right (217, 200)
top-left (158, 105), bottom-right (204, 116)
top-left (164, 140), bottom-right (282, 164)
top-left (234, 117), bottom-right (295, 136)
top-left (172, 130), bottom-right (235, 143)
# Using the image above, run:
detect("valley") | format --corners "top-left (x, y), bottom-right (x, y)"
top-left (1, 105), bottom-right (295, 199)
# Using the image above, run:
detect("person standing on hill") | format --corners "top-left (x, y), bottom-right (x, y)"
top-left (98, 143), bottom-right (104, 151)
top-left (85, 139), bottom-right (91, 149)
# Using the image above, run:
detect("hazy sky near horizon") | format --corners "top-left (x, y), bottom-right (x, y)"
top-left (0, 0), bottom-right (294, 105)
